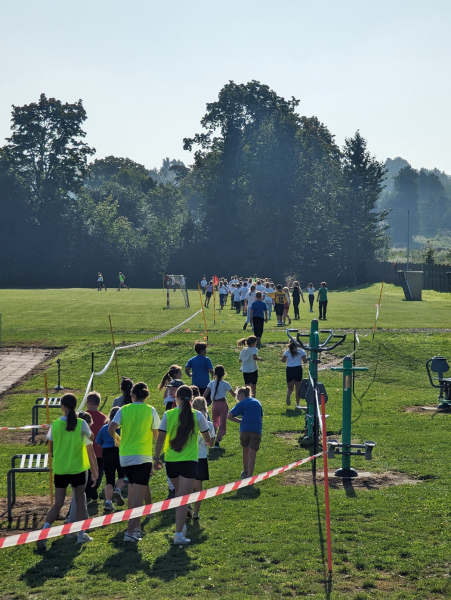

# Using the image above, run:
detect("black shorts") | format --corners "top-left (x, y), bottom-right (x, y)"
top-left (165, 460), bottom-right (198, 480)
top-left (243, 370), bottom-right (258, 385)
top-left (123, 462), bottom-right (152, 486)
top-left (206, 291), bottom-right (212, 298)
top-left (54, 471), bottom-right (87, 489)
top-left (103, 446), bottom-right (124, 486)
top-left (286, 366), bottom-right (303, 383)
top-left (196, 458), bottom-right (209, 481)
top-left (275, 304), bottom-right (284, 316)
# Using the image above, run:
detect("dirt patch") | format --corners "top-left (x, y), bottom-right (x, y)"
top-left (0, 430), bottom-right (48, 445)
top-left (0, 495), bottom-right (72, 534)
top-left (282, 470), bottom-right (420, 489)
top-left (405, 405), bottom-right (451, 414)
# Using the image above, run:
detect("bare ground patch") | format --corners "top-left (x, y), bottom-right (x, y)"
top-left (0, 495), bottom-right (72, 534)
top-left (405, 405), bottom-right (451, 414)
top-left (282, 470), bottom-right (420, 489)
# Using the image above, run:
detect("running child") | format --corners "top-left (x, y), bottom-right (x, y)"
top-left (153, 386), bottom-right (211, 545)
top-left (113, 377), bottom-right (133, 408)
top-left (238, 335), bottom-right (263, 398)
top-left (108, 382), bottom-right (160, 542)
top-left (219, 280), bottom-right (228, 309)
top-left (158, 365), bottom-right (183, 408)
top-left (192, 396), bottom-right (216, 519)
top-left (203, 365), bottom-right (236, 449)
top-left (185, 341), bottom-right (214, 396)
top-left (227, 386), bottom-right (263, 479)
top-left (282, 341), bottom-right (308, 408)
top-left (266, 284), bottom-right (287, 327)
top-left (205, 281), bottom-right (213, 307)
top-left (250, 292), bottom-right (268, 346)
top-left (38, 394), bottom-right (95, 549)
top-left (233, 283), bottom-right (242, 313)
top-left (96, 406), bottom-right (125, 511)
top-left (97, 272), bottom-right (107, 291)
top-left (283, 287), bottom-right (292, 325)
top-left (291, 281), bottom-right (304, 320)
top-left (86, 391), bottom-right (107, 492)
top-left (117, 271), bottom-right (129, 291)
top-left (200, 276), bottom-right (207, 294)
top-left (305, 283), bottom-right (315, 313)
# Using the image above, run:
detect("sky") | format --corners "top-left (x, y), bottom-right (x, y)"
top-left (1, 0), bottom-right (450, 173)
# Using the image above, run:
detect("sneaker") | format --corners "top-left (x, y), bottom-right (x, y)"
top-left (187, 505), bottom-right (193, 518)
top-left (214, 441), bottom-right (220, 449)
top-left (124, 532), bottom-right (141, 543)
top-left (104, 499), bottom-right (113, 512)
top-left (240, 470), bottom-right (248, 479)
top-left (296, 404), bottom-right (301, 410)
top-left (243, 322), bottom-right (247, 330)
top-left (67, 532), bottom-right (78, 539)
top-left (286, 396), bottom-right (291, 406)
top-left (193, 513), bottom-right (200, 520)
top-left (77, 532), bottom-right (93, 545)
top-left (113, 490), bottom-right (124, 506)
top-left (166, 488), bottom-right (176, 500)
top-left (133, 528), bottom-right (143, 539)
top-left (174, 532), bottom-right (191, 545)
top-left (309, 309), bottom-right (313, 313)
top-left (36, 539), bottom-right (47, 551)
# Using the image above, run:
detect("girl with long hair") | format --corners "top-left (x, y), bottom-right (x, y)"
top-left (108, 382), bottom-right (160, 542)
top-left (191, 396), bottom-right (215, 519)
top-left (282, 286), bottom-right (291, 325)
top-left (153, 386), bottom-right (211, 545)
top-left (203, 365), bottom-right (236, 449)
top-left (237, 336), bottom-right (263, 398)
top-left (112, 377), bottom-right (133, 408)
top-left (38, 394), bottom-right (96, 549)
top-left (96, 406), bottom-right (125, 512)
top-left (281, 341), bottom-right (308, 408)
top-left (291, 281), bottom-right (304, 320)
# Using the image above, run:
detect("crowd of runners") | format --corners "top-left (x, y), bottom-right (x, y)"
top-left (37, 273), bottom-right (329, 549)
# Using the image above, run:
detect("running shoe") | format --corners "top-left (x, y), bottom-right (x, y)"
top-left (133, 528), bottom-right (143, 539)
top-left (243, 322), bottom-right (247, 330)
top-left (193, 513), bottom-right (200, 520)
top-left (286, 396), bottom-right (291, 406)
top-left (174, 532), bottom-right (191, 545)
top-left (124, 532), bottom-right (141, 543)
top-left (77, 532), bottom-right (93, 545)
top-left (104, 499), bottom-right (113, 512)
top-left (240, 470), bottom-right (248, 479)
top-left (36, 539), bottom-right (47, 551)
top-left (113, 490), bottom-right (124, 506)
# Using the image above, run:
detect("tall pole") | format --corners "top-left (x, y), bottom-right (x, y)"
top-left (303, 320), bottom-right (319, 450)
top-left (108, 316), bottom-right (121, 392)
top-left (44, 373), bottom-right (54, 505)
top-left (198, 285), bottom-right (209, 341)
top-left (406, 210), bottom-right (410, 272)
top-left (321, 393), bottom-right (333, 574)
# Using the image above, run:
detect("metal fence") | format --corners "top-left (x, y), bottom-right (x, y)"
top-left (364, 261), bottom-right (451, 293)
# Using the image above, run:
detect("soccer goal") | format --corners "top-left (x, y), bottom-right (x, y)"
top-left (164, 274), bottom-right (190, 308)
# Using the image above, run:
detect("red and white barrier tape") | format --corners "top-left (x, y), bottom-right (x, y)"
top-left (0, 424), bottom-right (49, 431)
top-left (0, 451), bottom-right (323, 549)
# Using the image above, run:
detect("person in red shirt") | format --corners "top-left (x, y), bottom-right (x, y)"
top-left (86, 392), bottom-right (107, 495)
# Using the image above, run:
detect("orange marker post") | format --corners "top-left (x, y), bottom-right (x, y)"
top-left (44, 373), bottom-right (54, 505)
top-left (109, 316), bottom-right (121, 392)
top-left (321, 392), bottom-right (332, 574)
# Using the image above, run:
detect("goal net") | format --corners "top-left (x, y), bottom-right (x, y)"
top-left (164, 274), bottom-right (190, 309)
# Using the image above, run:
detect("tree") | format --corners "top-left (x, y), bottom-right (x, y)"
top-left (389, 166), bottom-right (419, 245)
top-left (417, 170), bottom-right (450, 237)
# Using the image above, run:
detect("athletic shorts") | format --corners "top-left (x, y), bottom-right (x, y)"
top-left (196, 458), bottom-right (209, 481)
top-left (243, 370), bottom-right (258, 385)
top-left (54, 471), bottom-right (87, 489)
top-left (240, 432), bottom-right (262, 451)
top-left (206, 291), bottom-right (212, 298)
top-left (123, 462), bottom-right (152, 486)
top-left (165, 460), bottom-right (198, 480)
top-left (103, 446), bottom-right (124, 487)
top-left (275, 304), bottom-right (284, 317)
top-left (286, 366), bottom-right (303, 383)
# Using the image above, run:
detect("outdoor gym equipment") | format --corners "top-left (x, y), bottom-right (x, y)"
top-left (287, 320), bottom-right (346, 461)
top-left (426, 356), bottom-right (451, 408)
top-left (328, 356), bottom-right (376, 477)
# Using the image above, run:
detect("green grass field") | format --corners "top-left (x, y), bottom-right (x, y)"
top-left (0, 284), bottom-right (451, 599)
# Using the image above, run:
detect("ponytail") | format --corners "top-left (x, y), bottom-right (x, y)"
top-left (61, 394), bottom-right (78, 431)
top-left (288, 340), bottom-right (299, 359)
top-left (237, 335), bottom-right (257, 347)
top-left (158, 365), bottom-right (182, 391)
top-left (212, 365), bottom-right (225, 401)
top-left (170, 386), bottom-right (195, 452)
top-left (121, 378), bottom-right (133, 405)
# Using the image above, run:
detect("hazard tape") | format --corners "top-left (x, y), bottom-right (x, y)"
top-left (0, 424), bottom-right (49, 431)
top-left (77, 309), bottom-right (202, 410)
top-left (0, 451), bottom-right (324, 549)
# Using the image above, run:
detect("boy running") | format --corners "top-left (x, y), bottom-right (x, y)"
top-left (185, 341), bottom-right (214, 396)
top-left (117, 272), bottom-right (130, 291)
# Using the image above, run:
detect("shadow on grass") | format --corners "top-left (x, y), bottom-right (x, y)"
top-left (21, 537), bottom-right (81, 588)
top-left (96, 531), bottom-right (154, 581)
top-left (313, 481), bottom-right (333, 600)
top-left (285, 408), bottom-right (305, 418)
top-left (150, 531), bottom-right (207, 581)
top-left (342, 479), bottom-right (357, 499)
top-left (222, 486), bottom-right (261, 501)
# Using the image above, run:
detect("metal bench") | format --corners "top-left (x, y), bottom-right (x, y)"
top-left (31, 397), bottom-right (61, 442)
top-left (7, 453), bottom-right (49, 520)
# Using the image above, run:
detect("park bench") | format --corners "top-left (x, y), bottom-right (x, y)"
top-left (7, 453), bottom-right (49, 520)
top-left (31, 397), bottom-right (60, 442)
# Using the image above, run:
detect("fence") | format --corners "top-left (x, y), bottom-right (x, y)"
top-left (364, 261), bottom-right (451, 293)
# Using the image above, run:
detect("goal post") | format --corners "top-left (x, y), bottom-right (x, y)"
top-left (164, 274), bottom-right (190, 309)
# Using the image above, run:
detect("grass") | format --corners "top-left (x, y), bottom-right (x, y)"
top-left (0, 284), bottom-right (451, 599)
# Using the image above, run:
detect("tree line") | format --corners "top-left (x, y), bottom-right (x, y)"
top-left (0, 83), bottom-right (390, 288)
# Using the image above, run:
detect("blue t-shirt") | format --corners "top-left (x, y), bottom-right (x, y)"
top-left (186, 354), bottom-right (213, 388)
top-left (96, 423), bottom-right (120, 449)
top-left (250, 300), bottom-right (267, 319)
top-left (230, 398), bottom-right (263, 434)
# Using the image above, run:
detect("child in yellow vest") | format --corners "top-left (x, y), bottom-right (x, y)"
top-left (108, 382), bottom-right (160, 542)
top-left (37, 394), bottom-right (95, 550)
top-left (153, 385), bottom-right (211, 545)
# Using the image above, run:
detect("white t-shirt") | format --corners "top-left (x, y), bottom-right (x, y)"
top-left (307, 287), bottom-right (315, 295)
top-left (198, 421), bottom-right (216, 459)
top-left (219, 285), bottom-right (227, 294)
top-left (47, 416), bottom-right (92, 442)
top-left (256, 285), bottom-right (265, 292)
top-left (283, 347), bottom-right (306, 368)
top-left (207, 379), bottom-right (232, 400)
top-left (265, 287), bottom-right (274, 301)
top-left (112, 403), bottom-right (161, 466)
top-left (240, 347), bottom-right (259, 372)
top-left (240, 286), bottom-right (248, 299)
top-left (233, 288), bottom-right (242, 301)
top-left (245, 291), bottom-right (256, 305)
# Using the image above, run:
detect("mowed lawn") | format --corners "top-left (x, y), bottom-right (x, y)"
top-left (0, 284), bottom-right (450, 599)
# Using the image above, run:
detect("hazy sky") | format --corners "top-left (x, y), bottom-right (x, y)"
top-left (1, 0), bottom-right (450, 173)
